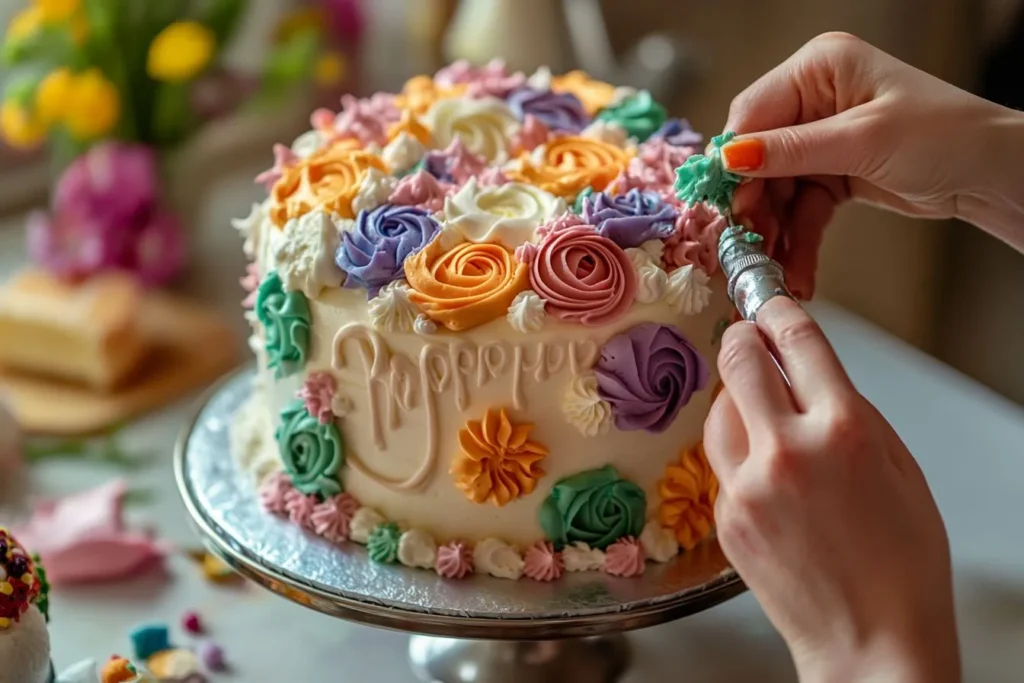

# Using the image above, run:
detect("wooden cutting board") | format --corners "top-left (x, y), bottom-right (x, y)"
top-left (0, 291), bottom-right (241, 436)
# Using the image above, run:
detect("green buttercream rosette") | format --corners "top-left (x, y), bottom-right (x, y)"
top-left (539, 465), bottom-right (646, 550)
top-left (596, 90), bottom-right (667, 142)
top-left (276, 400), bottom-right (344, 499)
top-left (367, 522), bottom-right (401, 564)
top-left (674, 131), bottom-right (741, 212)
top-left (256, 270), bottom-right (311, 378)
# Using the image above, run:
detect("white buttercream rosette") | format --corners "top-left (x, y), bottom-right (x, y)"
top-left (441, 178), bottom-right (566, 249)
top-left (424, 96), bottom-right (519, 163)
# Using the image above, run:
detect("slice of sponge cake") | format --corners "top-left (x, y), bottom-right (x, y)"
top-left (0, 270), bottom-right (147, 390)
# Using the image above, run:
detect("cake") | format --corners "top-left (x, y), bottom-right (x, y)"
top-left (0, 528), bottom-right (52, 683)
top-left (232, 61), bottom-right (730, 580)
top-left (0, 270), bottom-right (146, 390)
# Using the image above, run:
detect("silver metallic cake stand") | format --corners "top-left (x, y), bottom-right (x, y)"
top-left (174, 369), bottom-right (746, 682)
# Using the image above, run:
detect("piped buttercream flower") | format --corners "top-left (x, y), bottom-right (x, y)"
top-left (272, 210), bottom-right (345, 298)
top-left (528, 225), bottom-right (636, 326)
top-left (404, 239), bottom-right (529, 331)
top-left (368, 280), bottom-right (421, 332)
top-left (423, 96), bottom-right (518, 162)
top-left (397, 529), bottom-right (437, 569)
top-left (311, 493), bottom-right (360, 543)
top-left (509, 114), bottom-right (551, 157)
top-left (436, 59), bottom-right (526, 98)
top-left (441, 178), bottom-right (565, 249)
top-left (506, 87), bottom-right (590, 133)
top-left (451, 407), bottom-right (548, 507)
top-left (659, 442), bottom-right (718, 550)
top-left (296, 371), bottom-right (338, 425)
top-left (640, 520), bottom-right (680, 562)
top-left (395, 75), bottom-right (468, 115)
top-left (269, 148), bottom-right (387, 226)
top-left (285, 488), bottom-right (317, 529)
top-left (613, 138), bottom-right (698, 195)
top-left (255, 143), bottom-right (299, 191)
top-left (275, 399), bottom-right (344, 499)
top-left (539, 465), bottom-right (646, 550)
top-left (335, 204), bottom-right (440, 298)
top-left (258, 472), bottom-right (294, 515)
top-left (386, 109), bottom-right (432, 147)
top-left (674, 131), bottom-right (741, 212)
top-left (550, 70), bottom-right (617, 115)
top-left (664, 264), bottom-right (712, 315)
top-left (580, 189), bottom-right (677, 249)
top-left (509, 136), bottom-right (631, 199)
top-left (367, 522), bottom-right (402, 564)
top-left (350, 168), bottom-right (399, 215)
top-left (604, 536), bottom-right (645, 577)
top-left (596, 90), bottom-right (667, 143)
top-left (562, 541), bottom-right (605, 572)
top-left (562, 373), bottom-right (612, 437)
top-left (382, 132), bottom-right (427, 174)
top-left (473, 538), bottom-right (524, 580)
top-left (581, 120), bottom-right (632, 148)
top-left (422, 138), bottom-right (488, 184)
top-left (388, 170), bottom-right (456, 213)
top-left (594, 323), bottom-right (709, 433)
top-left (651, 118), bottom-right (703, 148)
top-left (332, 93), bottom-right (400, 146)
top-left (507, 290), bottom-right (546, 333)
top-left (664, 201), bottom-right (727, 275)
top-left (523, 541), bottom-right (564, 582)
top-left (435, 541), bottom-right (474, 579)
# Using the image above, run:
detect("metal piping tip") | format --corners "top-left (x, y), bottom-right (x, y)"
top-left (718, 225), bottom-right (793, 321)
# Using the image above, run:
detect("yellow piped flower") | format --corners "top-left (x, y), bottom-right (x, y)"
top-left (35, 68), bottom-right (73, 127)
top-left (34, 0), bottom-right (80, 23)
top-left (269, 147), bottom-right (387, 226)
top-left (0, 101), bottom-right (46, 150)
top-left (5, 6), bottom-right (43, 43)
top-left (393, 75), bottom-right (466, 116)
top-left (64, 69), bottom-right (119, 140)
top-left (451, 407), bottom-right (548, 507)
top-left (658, 442), bottom-right (719, 550)
top-left (387, 109), bottom-right (432, 146)
top-left (509, 136), bottom-right (632, 199)
top-left (147, 21), bottom-right (216, 83)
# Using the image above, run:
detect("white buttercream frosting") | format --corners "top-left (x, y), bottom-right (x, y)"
top-left (562, 542), bottom-right (605, 572)
top-left (507, 290), bottom-right (546, 333)
top-left (351, 167), bottom-right (398, 215)
top-left (664, 264), bottom-right (712, 315)
top-left (397, 529), bottom-right (437, 569)
top-left (527, 66), bottom-right (553, 90)
top-left (473, 538), bottom-right (524, 580)
top-left (272, 209), bottom-right (345, 298)
top-left (0, 606), bottom-right (51, 683)
top-left (640, 521), bottom-right (680, 563)
top-left (382, 132), bottom-right (427, 173)
top-left (231, 202), bottom-right (264, 259)
top-left (413, 313), bottom-right (437, 335)
top-left (640, 239), bottom-right (665, 264)
top-left (636, 263), bottom-right (668, 304)
top-left (368, 280), bottom-right (420, 332)
top-left (611, 86), bottom-right (638, 107)
top-left (424, 96), bottom-right (518, 162)
top-left (349, 507), bottom-right (386, 544)
top-left (441, 178), bottom-right (564, 248)
top-left (581, 120), bottom-right (633, 148)
top-left (291, 129), bottom-right (326, 159)
top-left (231, 391), bottom-right (279, 485)
top-left (562, 373), bottom-right (612, 437)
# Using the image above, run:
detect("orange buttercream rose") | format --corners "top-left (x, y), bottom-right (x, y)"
top-left (404, 238), bottom-right (529, 331)
top-left (510, 136), bottom-right (632, 200)
top-left (269, 147), bottom-right (386, 227)
top-left (451, 407), bottom-right (548, 506)
top-left (394, 75), bottom-right (467, 116)
top-left (388, 109), bottom-right (433, 146)
top-left (551, 70), bottom-right (617, 115)
top-left (658, 441), bottom-right (719, 550)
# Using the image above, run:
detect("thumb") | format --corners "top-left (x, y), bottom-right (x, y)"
top-left (721, 113), bottom-right (874, 179)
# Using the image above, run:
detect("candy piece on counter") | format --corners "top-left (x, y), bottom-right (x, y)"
top-left (12, 480), bottom-right (167, 585)
top-left (198, 641), bottom-right (226, 672)
top-left (146, 648), bottom-right (204, 681)
top-left (129, 625), bottom-right (170, 661)
top-left (181, 611), bottom-right (203, 635)
top-left (100, 656), bottom-right (141, 683)
top-left (0, 270), bottom-right (147, 390)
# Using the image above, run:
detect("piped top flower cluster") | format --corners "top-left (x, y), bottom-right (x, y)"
top-left (246, 62), bottom-right (733, 334)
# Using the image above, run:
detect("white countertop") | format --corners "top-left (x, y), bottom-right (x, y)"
top-left (2, 166), bottom-right (1023, 682)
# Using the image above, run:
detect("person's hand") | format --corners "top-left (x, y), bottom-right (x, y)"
top-left (704, 298), bottom-right (960, 683)
top-left (720, 31), bottom-right (1024, 298)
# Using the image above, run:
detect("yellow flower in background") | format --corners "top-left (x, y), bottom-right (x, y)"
top-left (5, 6), bottom-right (43, 43)
top-left (33, 0), bottom-right (80, 23)
top-left (69, 11), bottom-right (89, 45)
top-left (35, 68), bottom-right (73, 127)
top-left (64, 69), bottom-right (119, 140)
top-left (314, 52), bottom-right (347, 87)
top-left (274, 7), bottom-right (323, 44)
top-left (147, 21), bottom-right (216, 83)
top-left (0, 101), bottom-right (46, 149)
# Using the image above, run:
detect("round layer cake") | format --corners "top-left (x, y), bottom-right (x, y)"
top-left (233, 62), bottom-right (730, 580)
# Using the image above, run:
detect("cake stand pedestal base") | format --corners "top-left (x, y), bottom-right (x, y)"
top-left (409, 634), bottom-right (630, 683)
top-left (175, 370), bottom-right (745, 683)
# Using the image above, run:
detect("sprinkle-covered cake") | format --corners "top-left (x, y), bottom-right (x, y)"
top-left (232, 61), bottom-right (730, 581)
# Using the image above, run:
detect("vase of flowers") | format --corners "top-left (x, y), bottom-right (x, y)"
top-left (0, 0), bottom-right (361, 287)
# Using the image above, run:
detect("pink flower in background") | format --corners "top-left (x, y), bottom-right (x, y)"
top-left (241, 263), bottom-right (260, 308)
top-left (255, 143), bottom-right (299, 190)
top-left (54, 142), bottom-right (158, 229)
top-left (320, 0), bottom-right (366, 43)
top-left (297, 372), bottom-right (338, 424)
top-left (133, 211), bottom-right (186, 287)
top-left (664, 202), bottom-right (727, 275)
top-left (27, 209), bottom-right (124, 281)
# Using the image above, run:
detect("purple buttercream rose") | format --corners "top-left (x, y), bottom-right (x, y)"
top-left (581, 189), bottom-right (678, 248)
top-left (335, 204), bottom-right (440, 297)
top-left (507, 87), bottom-right (590, 133)
top-left (650, 119), bottom-right (703, 148)
top-left (594, 323), bottom-right (709, 433)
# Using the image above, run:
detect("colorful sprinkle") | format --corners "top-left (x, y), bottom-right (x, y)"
top-left (199, 641), bottom-right (227, 671)
top-left (129, 623), bottom-right (170, 660)
top-left (182, 610), bottom-right (203, 634)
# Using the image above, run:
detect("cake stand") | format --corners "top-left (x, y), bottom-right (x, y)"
top-left (174, 369), bottom-right (746, 682)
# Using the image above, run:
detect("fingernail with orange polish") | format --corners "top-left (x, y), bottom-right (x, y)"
top-left (721, 138), bottom-right (765, 172)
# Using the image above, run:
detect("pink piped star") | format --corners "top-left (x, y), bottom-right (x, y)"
top-left (255, 144), bottom-right (299, 191)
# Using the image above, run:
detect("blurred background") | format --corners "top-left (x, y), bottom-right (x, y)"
top-left (0, 0), bottom-right (1021, 406)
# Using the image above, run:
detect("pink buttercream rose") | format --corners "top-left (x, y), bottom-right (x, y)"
top-left (664, 202), bottom-right (727, 275)
top-left (388, 170), bottom-right (456, 213)
top-left (529, 225), bottom-right (636, 326)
